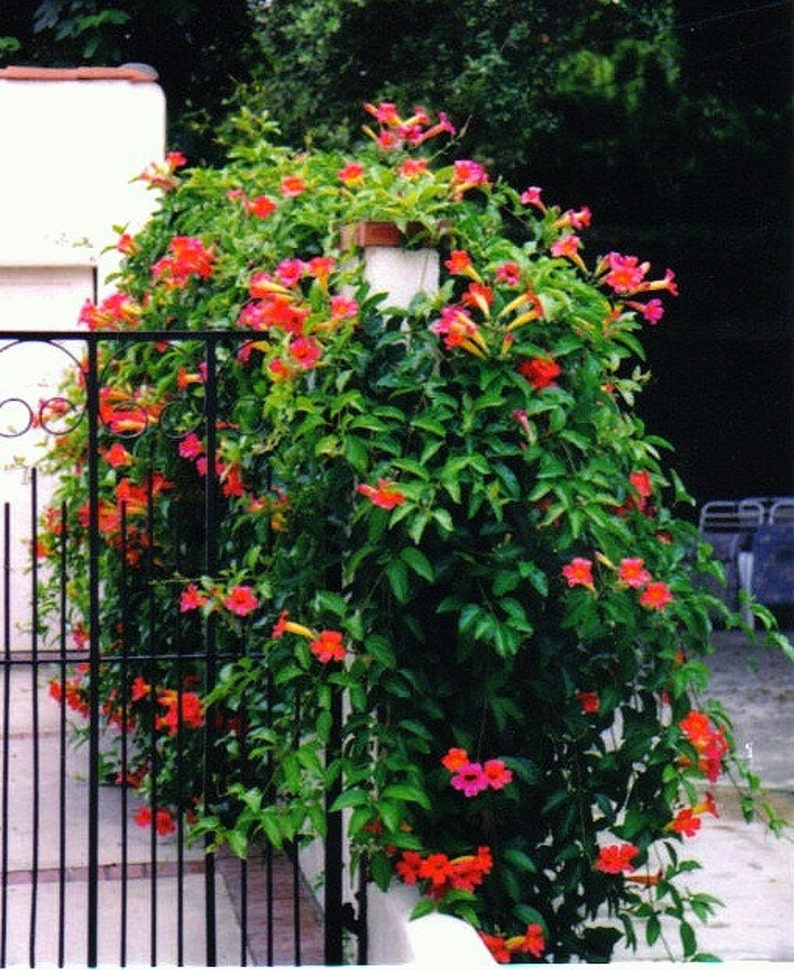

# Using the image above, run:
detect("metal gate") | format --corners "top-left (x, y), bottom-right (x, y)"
top-left (0, 330), bottom-right (363, 967)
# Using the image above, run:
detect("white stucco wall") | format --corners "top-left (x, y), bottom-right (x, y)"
top-left (0, 68), bottom-right (165, 290)
top-left (0, 68), bottom-right (165, 651)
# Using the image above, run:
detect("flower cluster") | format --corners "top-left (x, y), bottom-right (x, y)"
top-left (395, 846), bottom-right (493, 900)
top-left (441, 747), bottom-right (513, 797)
top-left (679, 710), bottom-right (730, 782)
top-left (40, 100), bottom-right (781, 962)
top-left (562, 545), bottom-right (674, 612)
top-left (480, 924), bottom-right (546, 963)
top-left (271, 611), bottom-right (347, 664)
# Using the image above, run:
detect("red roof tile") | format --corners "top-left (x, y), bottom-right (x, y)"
top-left (0, 65), bottom-right (158, 82)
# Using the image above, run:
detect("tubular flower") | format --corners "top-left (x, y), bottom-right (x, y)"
top-left (444, 249), bottom-right (473, 274)
top-left (479, 933), bottom-right (511, 964)
top-left (441, 747), bottom-right (470, 771)
top-left (398, 847), bottom-right (493, 901)
top-left (667, 807), bottom-right (701, 837)
top-left (444, 750), bottom-right (513, 795)
top-left (596, 842), bottom-right (639, 874)
top-left (275, 258), bottom-right (306, 287)
top-left (506, 924), bottom-right (546, 959)
top-left (397, 157), bottom-right (429, 179)
top-left (554, 206), bottom-right (591, 231)
top-left (518, 356), bottom-right (560, 390)
top-left (520, 185), bottom-right (546, 212)
top-left (618, 557), bottom-right (652, 589)
top-left (245, 195), bottom-right (277, 219)
top-left (462, 282), bottom-right (494, 316)
top-left (430, 306), bottom-right (487, 357)
top-left (134, 805), bottom-right (177, 837)
top-left (279, 175), bottom-right (307, 197)
top-left (79, 292), bottom-right (142, 330)
top-left (180, 583), bottom-right (208, 612)
top-left (550, 233), bottom-right (587, 272)
top-left (156, 690), bottom-right (204, 734)
top-left (223, 585), bottom-right (259, 617)
top-left (138, 150), bottom-right (186, 191)
top-left (639, 581), bottom-right (673, 611)
top-left (576, 690), bottom-right (600, 714)
top-left (495, 261), bottom-right (521, 286)
top-left (599, 251), bottom-right (650, 293)
top-left (271, 610), bottom-right (315, 640)
top-left (562, 557), bottom-right (595, 591)
top-left (309, 630), bottom-right (347, 664)
top-left (679, 712), bottom-right (729, 781)
top-left (626, 298), bottom-right (665, 324)
top-left (357, 479), bottom-right (406, 509)
top-left (450, 762), bottom-right (490, 797)
top-left (151, 236), bottom-right (214, 289)
top-left (329, 294), bottom-right (358, 320)
top-left (450, 159), bottom-right (490, 199)
top-left (288, 337), bottom-right (322, 369)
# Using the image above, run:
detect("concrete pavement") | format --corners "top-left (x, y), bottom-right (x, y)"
top-left (2, 630), bottom-right (794, 966)
top-left (613, 630), bottom-right (794, 962)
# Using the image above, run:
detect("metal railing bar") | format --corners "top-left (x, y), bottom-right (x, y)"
top-left (203, 343), bottom-right (219, 967)
top-left (28, 469), bottom-right (40, 968)
top-left (1, 503), bottom-right (11, 967)
top-left (57, 501), bottom-right (69, 968)
top-left (86, 337), bottom-right (101, 968)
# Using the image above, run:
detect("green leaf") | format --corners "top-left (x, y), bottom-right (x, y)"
top-left (381, 783), bottom-right (430, 809)
top-left (400, 546), bottom-right (434, 581)
top-left (680, 920), bottom-right (697, 957)
top-left (503, 847), bottom-right (537, 874)
top-left (385, 557), bottom-right (410, 602)
top-left (409, 898), bottom-right (436, 921)
top-left (370, 851), bottom-right (396, 892)
top-left (330, 788), bottom-right (370, 811)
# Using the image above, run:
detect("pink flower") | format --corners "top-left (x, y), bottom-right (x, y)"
top-left (275, 258), bottom-right (306, 288)
top-left (279, 175), bottom-right (307, 197)
top-left (288, 337), bottom-right (322, 369)
top-left (601, 252), bottom-right (650, 294)
top-left (178, 433), bottom-right (204, 460)
top-left (562, 557), bottom-right (594, 590)
top-left (180, 583), bottom-right (207, 612)
top-left (551, 234), bottom-right (581, 260)
top-left (329, 294), bottom-right (358, 320)
top-left (223, 585), bottom-right (259, 617)
top-left (626, 298), bottom-right (665, 324)
top-left (496, 261), bottom-right (521, 286)
top-left (450, 160), bottom-right (490, 197)
top-left (430, 306), bottom-right (484, 352)
top-left (451, 762), bottom-right (489, 797)
top-left (618, 557), bottom-right (651, 589)
top-left (520, 186), bottom-right (545, 211)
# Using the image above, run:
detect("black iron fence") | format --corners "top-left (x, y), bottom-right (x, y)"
top-left (0, 330), bottom-right (364, 967)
